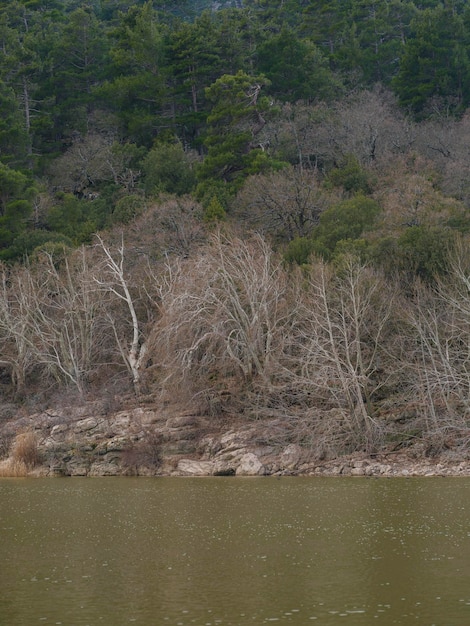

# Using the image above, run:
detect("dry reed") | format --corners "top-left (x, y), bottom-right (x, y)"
top-left (10, 431), bottom-right (41, 468)
top-left (0, 459), bottom-right (29, 477)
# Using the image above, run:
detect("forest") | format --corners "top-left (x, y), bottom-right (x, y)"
top-left (2, 0), bottom-right (470, 457)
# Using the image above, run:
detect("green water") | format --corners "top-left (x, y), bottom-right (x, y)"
top-left (0, 477), bottom-right (469, 625)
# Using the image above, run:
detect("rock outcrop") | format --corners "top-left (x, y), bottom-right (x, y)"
top-left (1, 403), bottom-right (469, 477)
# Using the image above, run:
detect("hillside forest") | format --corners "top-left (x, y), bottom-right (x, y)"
top-left (2, 0), bottom-right (470, 457)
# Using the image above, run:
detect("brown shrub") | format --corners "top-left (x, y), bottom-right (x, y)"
top-left (11, 431), bottom-right (41, 468)
top-left (121, 431), bottom-right (162, 473)
top-left (0, 459), bottom-right (29, 477)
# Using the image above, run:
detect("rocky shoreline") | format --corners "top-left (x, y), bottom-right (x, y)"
top-left (1, 404), bottom-right (469, 478)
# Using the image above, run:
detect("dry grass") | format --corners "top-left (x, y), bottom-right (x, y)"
top-left (0, 431), bottom-right (41, 477)
top-left (10, 431), bottom-right (41, 468)
top-left (0, 459), bottom-right (29, 477)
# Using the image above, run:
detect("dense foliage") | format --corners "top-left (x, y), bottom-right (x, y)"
top-left (1, 0), bottom-right (470, 258)
top-left (2, 0), bottom-right (470, 455)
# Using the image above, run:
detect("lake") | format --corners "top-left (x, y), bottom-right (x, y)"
top-left (1, 477), bottom-right (469, 625)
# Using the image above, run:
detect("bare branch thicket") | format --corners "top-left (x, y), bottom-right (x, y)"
top-left (271, 101), bottom-right (333, 169)
top-left (274, 90), bottom-right (416, 175)
top-left (154, 196), bottom-right (207, 257)
top-left (374, 163), bottom-right (464, 236)
top-left (105, 195), bottom-right (207, 261)
top-left (232, 167), bottom-right (341, 241)
top-left (48, 132), bottom-right (141, 195)
top-left (0, 263), bottom-right (38, 395)
top-left (414, 114), bottom-right (469, 204)
top-left (331, 88), bottom-right (417, 168)
top-left (151, 229), bottom-right (299, 411)
top-left (440, 113), bottom-right (470, 208)
top-left (407, 246), bottom-right (470, 443)
top-left (26, 248), bottom-right (109, 394)
top-left (48, 132), bottom-right (115, 194)
top-left (0, 248), bottom-right (130, 398)
top-left (290, 256), bottom-right (400, 449)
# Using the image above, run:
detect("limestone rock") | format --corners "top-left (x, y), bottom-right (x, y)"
top-left (104, 436), bottom-right (130, 452)
top-left (167, 415), bottom-right (199, 429)
top-left (88, 460), bottom-right (121, 476)
top-left (74, 417), bottom-right (101, 434)
top-left (213, 459), bottom-right (237, 476)
top-left (177, 459), bottom-right (215, 476)
top-left (198, 435), bottom-right (222, 459)
top-left (68, 464), bottom-right (89, 476)
top-left (236, 453), bottom-right (265, 476)
top-left (50, 423), bottom-right (69, 440)
top-left (280, 444), bottom-right (303, 470)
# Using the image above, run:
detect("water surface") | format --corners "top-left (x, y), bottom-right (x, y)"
top-left (1, 477), bottom-right (469, 625)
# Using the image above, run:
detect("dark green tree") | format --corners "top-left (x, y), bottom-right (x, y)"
top-left (256, 27), bottom-right (341, 101)
top-left (168, 13), bottom-right (223, 147)
top-left (300, 0), bottom-right (351, 58)
top-left (0, 82), bottom-right (29, 167)
top-left (142, 141), bottom-right (196, 196)
top-left (337, 0), bottom-right (416, 85)
top-left (0, 162), bottom-right (36, 255)
top-left (99, 1), bottom-right (167, 145)
top-left (43, 7), bottom-right (108, 142)
top-left (197, 71), bottom-right (278, 198)
top-left (0, 0), bottom-right (52, 167)
top-left (393, 6), bottom-right (470, 114)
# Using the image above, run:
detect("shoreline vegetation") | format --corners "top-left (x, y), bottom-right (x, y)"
top-left (2, 228), bottom-right (470, 478)
top-left (2, 2), bottom-right (470, 471)
top-left (0, 403), bottom-right (469, 478)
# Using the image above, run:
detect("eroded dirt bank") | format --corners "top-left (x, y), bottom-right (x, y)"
top-left (1, 402), bottom-right (469, 478)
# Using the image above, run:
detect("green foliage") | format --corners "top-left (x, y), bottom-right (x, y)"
top-left (372, 226), bottom-right (457, 283)
top-left (203, 196), bottom-right (226, 223)
top-left (0, 163), bottom-right (34, 215)
top-left (332, 238), bottom-right (371, 266)
top-left (45, 194), bottom-right (104, 244)
top-left (326, 155), bottom-right (373, 194)
top-left (396, 225), bottom-right (456, 283)
top-left (311, 195), bottom-right (381, 260)
top-left (0, 230), bottom-right (73, 262)
top-left (98, 2), bottom-right (167, 145)
top-left (142, 141), bottom-right (196, 197)
top-left (256, 27), bottom-right (342, 102)
top-left (195, 179), bottom-right (233, 211)
top-left (284, 236), bottom-right (316, 266)
top-left (198, 70), bottom-right (278, 192)
top-left (393, 6), bottom-right (470, 114)
top-left (0, 83), bottom-right (29, 167)
top-left (0, 163), bottom-right (36, 253)
top-left (111, 194), bottom-right (146, 225)
top-left (168, 14), bottom-right (223, 145)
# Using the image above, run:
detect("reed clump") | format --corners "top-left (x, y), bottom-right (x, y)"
top-left (11, 431), bottom-right (41, 468)
top-left (0, 459), bottom-right (29, 477)
top-left (0, 432), bottom-right (41, 477)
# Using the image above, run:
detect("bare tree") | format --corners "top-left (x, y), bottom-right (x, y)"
top-left (375, 168), bottom-right (449, 232)
top-left (416, 112), bottom-right (470, 208)
top-left (293, 256), bottom-right (398, 447)
top-left (48, 133), bottom-right (141, 195)
top-left (0, 263), bottom-right (38, 395)
top-left (93, 235), bottom-right (150, 394)
top-left (25, 248), bottom-right (106, 394)
top-left (273, 89), bottom-right (416, 173)
top-left (330, 88), bottom-right (417, 168)
top-left (407, 244), bottom-right (470, 441)
top-left (233, 167), bottom-right (340, 241)
top-left (152, 229), bottom-right (298, 409)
